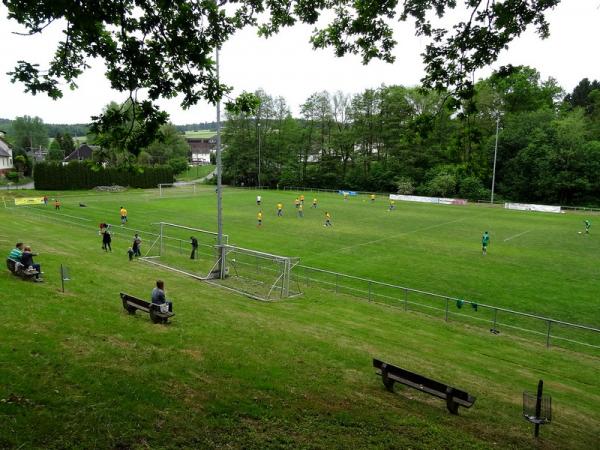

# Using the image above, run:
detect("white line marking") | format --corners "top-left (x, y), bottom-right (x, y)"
top-left (503, 230), bottom-right (532, 242)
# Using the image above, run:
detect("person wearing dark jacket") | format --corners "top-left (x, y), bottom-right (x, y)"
top-left (151, 280), bottom-right (172, 312)
top-left (190, 236), bottom-right (198, 259)
top-left (21, 246), bottom-right (43, 281)
top-left (102, 229), bottom-right (112, 252)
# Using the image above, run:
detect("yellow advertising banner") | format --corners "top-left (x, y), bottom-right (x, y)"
top-left (14, 197), bottom-right (45, 206)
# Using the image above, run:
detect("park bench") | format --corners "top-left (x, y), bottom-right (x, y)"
top-left (120, 292), bottom-right (175, 324)
top-left (373, 358), bottom-right (476, 415)
top-left (6, 258), bottom-right (40, 281)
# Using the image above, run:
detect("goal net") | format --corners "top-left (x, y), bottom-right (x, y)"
top-left (140, 222), bottom-right (227, 279)
top-left (211, 245), bottom-right (302, 301)
top-left (139, 222), bottom-right (301, 301)
top-left (158, 182), bottom-right (199, 197)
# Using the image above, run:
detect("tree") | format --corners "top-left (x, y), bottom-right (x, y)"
top-left (5, 0), bottom-right (561, 152)
top-left (47, 138), bottom-right (64, 161)
top-left (9, 116), bottom-right (49, 151)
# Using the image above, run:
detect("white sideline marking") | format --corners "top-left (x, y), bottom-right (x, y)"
top-left (503, 230), bottom-right (531, 242)
top-left (317, 216), bottom-right (469, 256)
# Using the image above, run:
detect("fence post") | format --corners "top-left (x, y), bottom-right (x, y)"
top-left (445, 298), bottom-right (449, 321)
top-left (546, 321), bottom-right (552, 348)
top-left (492, 308), bottom-right (498, 333)
top-left (404, 289), bottom-right (408, 311)
top-left (368, 281), bottom-right (372, 302)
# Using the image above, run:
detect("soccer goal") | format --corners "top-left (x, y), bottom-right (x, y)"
top-left (211, 245), bottom-right (302, 301)
top-left (139, 222), bottom-right (301, 301)
top-left (158, 182), bottom-right (199, 197)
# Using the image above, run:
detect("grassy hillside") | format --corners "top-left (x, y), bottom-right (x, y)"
top-left (0, 188), bottom-right (598, 448)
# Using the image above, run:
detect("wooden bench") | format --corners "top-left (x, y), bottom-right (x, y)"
top-left (6, 258), bottom-right (40, 280)
top-left (373, 358), bottom-right (476, 415)
top-left (120, 292), bottom-right (175, 324)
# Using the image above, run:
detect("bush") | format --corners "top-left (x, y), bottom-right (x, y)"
top-left (5, 171), bottom-right (19, 182)
top-left (395, 177), bottom-right (415, 195)
top-left (33, 162), bottom-right (174, 190)
top-left (459, 176), bottom-right (487, 200)
top-left (169, 157), bottom-right (189, 175)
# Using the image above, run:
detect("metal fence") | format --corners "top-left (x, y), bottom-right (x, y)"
top-left (294, 265), bottom-right (600, 353)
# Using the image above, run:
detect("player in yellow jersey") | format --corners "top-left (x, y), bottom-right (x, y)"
top-left (294, 198), bottom-right (300, 208)
top-left (277, 203), bottom-right (283, 216)
top-left (324, 211), bottom-right (332, 227)
top-left (298, 203), bottom-right (304, 218)
top-left (312, 198), bottom-right (318, 208)
top-left (119, 206), bottom-right (128, 224)
top-left (370, 194), bottom-right (375, 202)
top-left (300, 194), bottom-right (305, 205)
top-left (388, 200), bottom-right (395, 211)
top-left (257, 211), bottom-right (263, 227)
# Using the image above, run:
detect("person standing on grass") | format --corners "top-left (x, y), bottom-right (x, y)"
top-left (370, 194), bottom-right (375, 203)
top-left (256, 194), bottom-right (262, 206)
top-left (54, 199), bottom-right (61, 210)
top-left (584, 219), bottom-right (591, 234)
top-left (43, 195), bottom-right (48, 206)
top-left (277, 202), bottom-right (283, 216)
top-left (298, 203), bottom-right (304, 218)
top-left (343, 192), bottom-right (348, 202)
top-left (132, 233), bottom-right (142, 257)
top-left (300, 194), bottom-right (305, 205)
top-left (388, 200), bottom-right (395, 211)
top-left (294, 198), bottom-right (300, 209)
top-left (257, 210), bottom-right (263, 227)
top-left (312, 198), bottom-right (318, 208)
top-left (119, 206), bottom-right (128, 225)
top-left (324, 211), bottom-right (332, 227)
top-left (127, 246), bottom-right (135, 261)
top-left (482, 231), bottom-right (490, 255)
top-left (190, 236), bottom-right (199, 259)
top-left (102, 228), bottom-right (112, 252)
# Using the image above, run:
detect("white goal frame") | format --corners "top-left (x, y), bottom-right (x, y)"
top-left (158, 182), bottom-right (199, 197)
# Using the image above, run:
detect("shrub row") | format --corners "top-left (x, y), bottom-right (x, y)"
top-left (34, 162), bottom-right (174, 190)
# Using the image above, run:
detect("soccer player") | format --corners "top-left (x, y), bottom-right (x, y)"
top-left (388, 200), bottom-right (395, 211)
top-left (300, 194), bottom-right (305, 205)
top-left (343, 192), bottom-right (348, 201)
top-left (370, 194), bottom-right (375, 202)
top-left (256, 195), bottom-right (262, 206)
top-left (54, 199), bottom-right (61, 210)
top-left (298, 204), bottom-right (304, 218)
top-left (584, 219), bottom-right (591, 234)
top-left (120, 206), bottom-right (128, 224)
top-left (277, 202), bottom-right (283, 216)
top-left (312, 198), bottom-right (318, 208)
top-left (482, 231), bottom-right (490, 255)
top-left (294, 198), bottom-right (300, 209)
top-left (257, 210), bottom-right (263, 227)
top-left (324, 211), bottom-right (332, 227)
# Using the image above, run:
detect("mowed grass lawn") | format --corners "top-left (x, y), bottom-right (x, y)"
top-left (176, 165), bottom-right (215, 182)
top-left (0, 188), bottom-right (599, 448)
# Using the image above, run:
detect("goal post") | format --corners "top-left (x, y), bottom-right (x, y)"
top-left (158, 182), bottom-right (198, 197)
top-left (139, 222), bottom-right (301, 301)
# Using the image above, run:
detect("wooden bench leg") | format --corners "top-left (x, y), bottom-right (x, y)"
top-left (122, 299), bottom-right (137, 315)
top-left (382, 370), bottom-right (395, 393)
top-left (446, 388), bottom-right (460, 415)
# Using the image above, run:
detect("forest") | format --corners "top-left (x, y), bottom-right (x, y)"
top-left (223, 66), bottom-right (600, 206)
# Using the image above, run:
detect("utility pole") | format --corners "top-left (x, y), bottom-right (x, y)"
top-left (491, 115), bottom-right (500, 204)
top-left (257, 121), bottom-right (261, 189)
top-left (215, 46), bottom-right (224, 278)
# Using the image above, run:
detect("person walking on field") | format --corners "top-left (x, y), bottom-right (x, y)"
top-left (312, 198), bottom-right (318, 208)
top-left (119, 206), bottom-right (128, 225)
top-left (298, 203), bottom-right (304, 218)
top-left (132, 233), bottom-right (142, 257)
top-left (257, 210), bottom-right (263, 227)
top-left (102, 228), bottom-right (112, 252)
top-left (482, 231), bottom-right (490, 255)
top-left (54, 199), bottom-right (61, 210)
top-left (584, 219), bottom-right (591, 234)
top-left (190, 236), bottom-right (199, 259)
top-left (324, 211), bottom-right (332, 227)
top-left (277, 202), bottom-right (283, 216)
top-left (256, 195), bottom-right (262, 206)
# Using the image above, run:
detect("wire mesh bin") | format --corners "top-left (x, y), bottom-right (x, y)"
top-left (523, 380), bottom-right (552, 437)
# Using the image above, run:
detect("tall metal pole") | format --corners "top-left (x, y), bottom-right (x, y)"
top-left (215, 46), bottom-right (225, 278)
top-left (490, 116), bottom-right (500, 204)
top-left (257, 121), bottom-right (261, 189)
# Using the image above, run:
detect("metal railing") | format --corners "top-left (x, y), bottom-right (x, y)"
top-left (295, 265), bottom-right (600, 353)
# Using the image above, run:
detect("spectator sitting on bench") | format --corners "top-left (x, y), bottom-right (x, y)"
top-left (151, 280), bottom-right (172, 312)
top-left (20, 246), bottom-right (43, 282)
top-left (8, 242), bottom-right (24, 261)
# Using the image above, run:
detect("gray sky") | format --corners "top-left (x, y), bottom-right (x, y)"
top-left (0, 2), bottom-right (598, 125)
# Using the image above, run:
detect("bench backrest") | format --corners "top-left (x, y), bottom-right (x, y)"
top-left (373, 359), bottom-right (474, 405)
top-left (120, 292), bottom-right (152, 310)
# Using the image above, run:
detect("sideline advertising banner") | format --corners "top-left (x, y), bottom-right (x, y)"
top-left (504, 203), bottom-right (562, 213)
top-left (389, 194), bottom-right (468, 205)
top-left (14, 197), bottom-right (45, 206)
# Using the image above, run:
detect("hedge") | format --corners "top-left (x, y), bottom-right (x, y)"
top-left (34, 162), bottom-right (174, 190)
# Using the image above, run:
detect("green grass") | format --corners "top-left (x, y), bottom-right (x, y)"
top-left (184, 130), bottom-right (217, 138)
top-left (176, 164), bottom-right (215, 182)
top-left (1, 187), bottom-right (599, 448)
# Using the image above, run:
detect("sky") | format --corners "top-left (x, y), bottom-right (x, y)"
top-left (0, 2), bottom-right (599, 126)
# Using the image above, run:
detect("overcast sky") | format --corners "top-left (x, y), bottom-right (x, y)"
top-left (0, 2), bottom-right (599, 125)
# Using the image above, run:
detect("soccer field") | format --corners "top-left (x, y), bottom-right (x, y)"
top-left (6, 186), bottom-right (599, 325)
top-left (1, 187), bottom-right (599, 448)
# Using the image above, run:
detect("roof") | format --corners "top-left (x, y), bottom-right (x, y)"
top-left (64, 144), bottom-right (94, 162)
top-left (0, 139), bottom-right (11, 158)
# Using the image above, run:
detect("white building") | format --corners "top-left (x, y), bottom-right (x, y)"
top-left (0, 139), bottom-right (13, 175)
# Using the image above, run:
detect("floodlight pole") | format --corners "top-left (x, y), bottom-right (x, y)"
top-left (490, 115), bottom-right (500, 204)
top-left (215, 46), bottom-right (225, 279)
top-left (257, 121), bottom-right (261, 189)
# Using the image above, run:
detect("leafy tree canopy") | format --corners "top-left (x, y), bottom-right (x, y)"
top-left (4, 0), bottom-right (560, 152)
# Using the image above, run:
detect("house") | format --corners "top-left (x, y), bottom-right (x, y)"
top-left (186, 135), bottom-right (216, 165)
top-left (0, 138), bottom-right (13, 175)
top-left (63, 144), bottom-right (95, 164)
